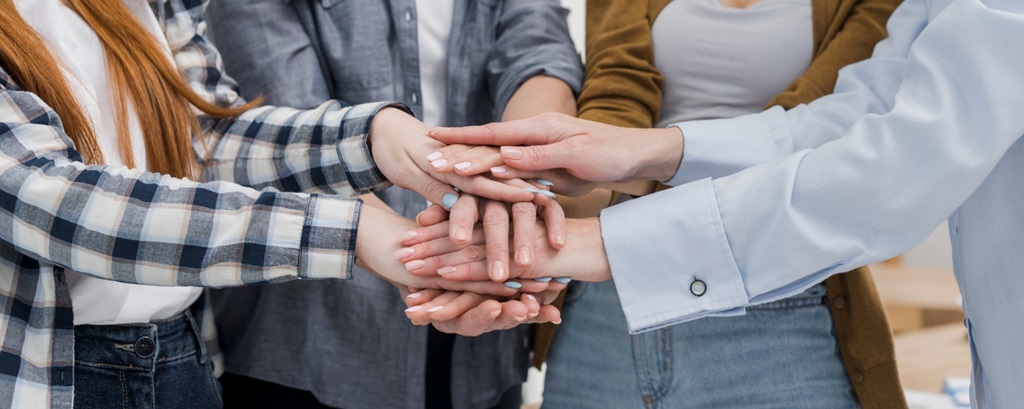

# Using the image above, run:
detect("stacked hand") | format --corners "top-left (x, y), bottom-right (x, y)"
top-left (362, 111), bottom-right (680, 336)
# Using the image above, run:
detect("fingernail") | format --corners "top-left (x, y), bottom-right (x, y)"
top-left (525, 294), bottom-right (537, 302)
top-left (406, 292), bottom-right (422, 299)
top-left (514, 315), bottom-right (527, 322)
top-left (490, 260), bottom-right (508, 281)
top-left (504, 281), bottom-right (522, 289)
top-left (427, 152), bottom-right (443, 161)
top-left (437, 266), bottom-right (457, 275)
top-left (427, 306), bottom-right (444, 313)
top-left (553, 317), bottom-right (562, 325)
top-left (405, 306), bottom-right (422, 312)
top-left (528, 311), bottom-right (539, 319)
top-left (554, 233), bottom-right (566, 247)
top-left (501, 147), bottom-right (523, 160)
top-left (442, 193), bottom-right (458, 209)
top-left (454, 162), bottom-right (472, 171)
top-left (537, 179), bottom-right (554, 187)
top-left (539, 190), bottom-right (556, 198)
top-left (394, 247), bottom-right (415, 259)
top-left (405, 260), bottom-right (425, 271)
top-left (453, 227), bottom-right (469, 241)
top-left (555, 277), bottom-right (572, 284)
top-left (488, 309), bottom-right (502, 319)
top-left (396, 230), bottom-right (418, 243)
top-left (523, 187), bottom-right (539, 194)
top-left (491, 166), bottom-right (507, 174)
top-left (517, 247), bottom-right (533, 265)
top-left (431, 159), bottom-right (448, 169)
top-left (534, 277), bottom-right (553, 283)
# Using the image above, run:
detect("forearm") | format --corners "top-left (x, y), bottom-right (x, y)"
top-left (502, 75), bottom-right (577, 121)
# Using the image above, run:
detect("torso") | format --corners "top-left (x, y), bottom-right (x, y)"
top-left (652, 0), bottom-right (814, 126)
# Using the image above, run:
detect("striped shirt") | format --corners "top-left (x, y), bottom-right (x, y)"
top-left (0, 0), bottom-right (398, 406)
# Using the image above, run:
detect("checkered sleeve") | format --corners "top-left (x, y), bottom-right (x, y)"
top-left (0, 75), bottom-right (360, 287)
top-left (162, 0), bottom-right (396, 195)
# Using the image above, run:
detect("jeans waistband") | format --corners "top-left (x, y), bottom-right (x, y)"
top-left (74, 310), bottom-right (206, 372)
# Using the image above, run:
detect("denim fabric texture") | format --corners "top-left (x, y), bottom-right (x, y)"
top-left (543, 281), bottom-right (859, 409)
top-left (204, 1), bottom-right (582, 408)
top-left (73, 311), bottom-right (222, 409)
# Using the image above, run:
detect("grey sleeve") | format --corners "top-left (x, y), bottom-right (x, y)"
top-left (486, 0), bottom-right (584, 119)
top-left (205, 0), bottom-right (334, 108)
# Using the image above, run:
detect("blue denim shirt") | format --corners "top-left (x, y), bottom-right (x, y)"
top-left (205, 1), bottom-right (582, 408)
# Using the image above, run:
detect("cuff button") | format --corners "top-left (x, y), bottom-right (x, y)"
top-left (690, 279), bottom-right (707, 297)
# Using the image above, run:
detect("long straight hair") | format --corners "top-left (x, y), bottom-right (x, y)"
top-left (0, 0), bottom-right (258, 179)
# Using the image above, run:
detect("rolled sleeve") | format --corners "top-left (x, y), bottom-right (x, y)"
top-left (600, 178), bottom-right (749, 333)
top-left (299, 195), bottom-right (361, 280)
top-left (487, 1), bottom-right (584, 119)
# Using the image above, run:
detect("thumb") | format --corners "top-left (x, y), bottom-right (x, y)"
top-left (499, 141), bottom-right (575, 172)
top-left (402, 171), bottom-right (461, 210)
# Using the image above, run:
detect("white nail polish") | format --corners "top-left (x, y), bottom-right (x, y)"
top-left (455, 162), bottom-right (472, 171)
top-left (407, 292), bottom-right (422, 299)
top-left (427, 306), bottom-right (444, 313)
top-left (405, 306), bottom-right (422, 312)
top-left (427, 152), bottom-right (443, 161)
top-left (431, 159), bottom-right (448, 168)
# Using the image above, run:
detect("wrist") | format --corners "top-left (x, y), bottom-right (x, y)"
top-left (564, 217), bottom-right (612, 282)
top-left (632, 127), bottom-right (684, 182)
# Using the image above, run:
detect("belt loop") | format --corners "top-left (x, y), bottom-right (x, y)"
top-left (183, 309), bottom-right (208, 364)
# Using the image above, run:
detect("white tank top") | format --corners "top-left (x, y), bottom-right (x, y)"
top-left (652, 0), bottom-right (814, 127)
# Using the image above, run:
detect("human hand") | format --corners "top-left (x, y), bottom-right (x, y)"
top-left (424, 144), bottom-right (597, 197)
top-left (401, 215), bottom-right (612, 284)
top-left (398, 195), bottom-right (567, 282)
top-left (368, 108), bottom-right (536, 206)
top-left (426, 112), bottom-right (685, 194)
top-left (400, 287), bottom-right (562, 336)
top-left (356, 204), bottom-right (558, 296)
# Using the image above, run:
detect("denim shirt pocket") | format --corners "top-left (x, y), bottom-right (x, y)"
top-left (314, 0), bottom-right (394, 93)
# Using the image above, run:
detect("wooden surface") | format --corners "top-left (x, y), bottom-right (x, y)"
top-left (893, 323), bottom-right (972, 392)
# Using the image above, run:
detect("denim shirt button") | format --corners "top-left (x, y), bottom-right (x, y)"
top-left (410, 92), bottom-right (419, 104)
top-left (689, 279), bottom-right (707, 297)
top-left (135, 336), bottom-right (156, 359)
top-left (404, 9), bottom-right (413, 22)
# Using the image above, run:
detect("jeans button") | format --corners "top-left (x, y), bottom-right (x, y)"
top-left (135, 336), bottom-right (156, 358)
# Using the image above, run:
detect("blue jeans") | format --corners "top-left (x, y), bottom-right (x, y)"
top-left (74, 311), bottom-right (222, 409)
top-left (543, 281), bottom-right (859, 409)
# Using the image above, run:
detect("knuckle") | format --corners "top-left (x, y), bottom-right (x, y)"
top-left (422, 181), bottom-right (451, 202)
top-left (523, 147), bottom-right (546, 165)
top-left (511, 202), bottom-right (537, 217)
top-left (461, 245), bottom-right (484, 260)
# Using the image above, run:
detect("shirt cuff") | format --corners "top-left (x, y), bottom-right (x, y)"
top-left (298, 195), bottom-right (361, 280)
top-left (337, 102), bottom-right (413, 194)
top-left (600, 178), bottom-right (749, 334)
top-left (666, 108), bottom-right (785, 186)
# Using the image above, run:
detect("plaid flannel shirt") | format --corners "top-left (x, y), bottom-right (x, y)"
top-left (0, 0), bottom-right (398, 406)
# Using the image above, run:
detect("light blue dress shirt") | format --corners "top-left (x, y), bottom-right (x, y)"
top-left (600, 0), bottom-right (1024, 407)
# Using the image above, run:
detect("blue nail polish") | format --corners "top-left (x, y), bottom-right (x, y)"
top-left (523, 187), bottom-right (540, 194)
top-left (539, 190), bottom-right (556, 198)
top-left (534, 277), bottom-right (553, 283)
top-left (554, 277), bottom-right (572, 284)
top-left (504, 281), bottom-right (523, 289)
top-left (537, 179), bottom-right (555, 187)
top-left (442, 193), bottom-right (458, 209)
